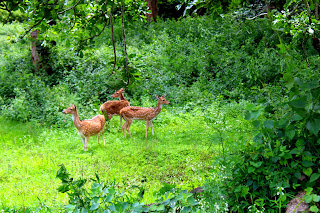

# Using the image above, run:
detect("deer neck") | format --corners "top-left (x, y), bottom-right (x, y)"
top-left (153, 101), bottom-right (163, 116)
top-left (119, 93), bottom-right (126, 101)
top-left (72, 110), bottom-right (82, 130)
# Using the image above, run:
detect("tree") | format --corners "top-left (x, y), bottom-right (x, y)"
top-left (0, 0), bottom-right (148, 85)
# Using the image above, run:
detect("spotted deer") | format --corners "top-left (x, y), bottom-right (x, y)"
top-left (62, 104), bottom-right (106, 151)
top-left (100, 88), bottom-right (130, 126)
top-left (120, 95), bottom-right (170, 138)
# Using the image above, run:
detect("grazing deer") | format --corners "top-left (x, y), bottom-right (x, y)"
top-left (100, 88), bottom-right (130, 126)
top-left (120, 95), bottom-right (170, 138)
top-left (62, 104), bottom-right (106, 151)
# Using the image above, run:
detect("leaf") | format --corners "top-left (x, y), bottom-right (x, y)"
top-left (288, 96), bottom-right (308, 108)
top-left (89, 201), bottom-right (100, 211)
top-left (310, 205), bottom-right (319, 212)
top-left (305, 195), bottom-right (313, 203)
top-left (241, 186), bottom-right (249, 196)
top-left (169, 198), bottom-right (177, 208)
top-left (181, 206), bottom-right (191, 213)
top-left (289, 114), bottom-right (303, 121)
top-left (264, 120), bottom-right (274, 129)
top-left (313, 194), bottom-right (320, 202)
top-left (285, 130), bottom-right (295, 140)
top-left (81, 208), bottom-right (88, 213)
top-left (310, 173), bottom-right (320, 182)
top-left (301, 81), bottom-right (319, 90)
top-left (303, 168), bottom-right (313, 177)
top-left (302, 161), bottom-right (314, 167)
top-left (306, 119), bottom-right (320, 135)
top-left (294, 77), bottom-right (304, 86)
top-left (187, 197), bottom-right (199, 206)
top-left (248, 167), bottom-right (255, 173)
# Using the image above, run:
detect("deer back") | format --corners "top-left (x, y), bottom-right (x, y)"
top-left (100, 100), bottom-right (130, 114)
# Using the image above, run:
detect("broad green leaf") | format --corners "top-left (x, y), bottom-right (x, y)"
top-left (305, 195), bottom-right (313, 203)
top-left (241, 186), bottom-right (249, 196)
top-left (181, 206), bottom-right (191, 213)
top-left (301, 81), bottom-right (319, 90)
top-left (294, 77), bottom-right (304, 86)
top-left (306, 119), bottom-right (320, 135)
top-left (89, 201), bottom-right (100, 211)
top-left (313, 194), bottom-right (320, 202)
top-left (248, 167), bottom-right (255, 173)
top-left (81, 208), bottom-right (88, 213)
top-left (289, 114), bottom-right (303, 121)
top-left (302, 161), bottom-right (314, 167)
top-left (288, 96), bottom-right (308, 108)
top-left (286, 130), bottom-right (295, 140)
top-left (187, 197), bottom-right (199, 206)
top-left (303, 167), bottom-right (313, 177)
top-left (252, 120), bottom-right (261, 128)
top-left (264, 120), bottom-right (274, 129)
top-left (245, 110), bottom-right (261, 121)
top-left (310, 205), bottom-right (319, 212)
top-left (246, 103), bottom-right (256, 110)
top-left (169, 199), bottom-right (177, 208)
top-left (310, 173), bottom-right (320, 182)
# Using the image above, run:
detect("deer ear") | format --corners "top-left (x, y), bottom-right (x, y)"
top-left (121, 88), bottom-right (125, 91)
top-left (155, 95), bottom-right (159, 99)
top-left (162, 95), bottom-right (166, 98)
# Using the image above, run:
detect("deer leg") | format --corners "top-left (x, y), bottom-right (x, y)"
top-left (101, 129), bottom-right (105, 146)
top-left (97, 133), bottom-right (100, 144)
top-left (122, 120), bottom-right (127, 138)
top-left (126, 119), bottom-right (133, 138)
top-left (150, 121), bottom-right (154, 135)
top-left (84, 137), bottom-right (89, 151)
top-left (119, 116), bottom-right (122, 127)
top-left (146, 120), bottom-right (150, 138)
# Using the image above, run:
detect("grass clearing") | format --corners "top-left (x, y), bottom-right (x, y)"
top-left (0, 102), bottom-right (252, 210)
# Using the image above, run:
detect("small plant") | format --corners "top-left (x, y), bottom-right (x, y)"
top-left (56, 164), bottom-right (205, 212)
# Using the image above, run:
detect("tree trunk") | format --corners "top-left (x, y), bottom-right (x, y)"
top-left (121, 0), bottom-right (129, 86)
top-left (30, 30), bottom-right (40, 70)
top-left (110, 2), bottom-right (116, 74)
top-left (145, 0), bottom-right (158, 22)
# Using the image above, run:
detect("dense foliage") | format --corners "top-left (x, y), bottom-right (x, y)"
top-left (1, 1), bottom-right (320, 212)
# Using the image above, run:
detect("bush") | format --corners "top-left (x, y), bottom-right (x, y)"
top-left (204, 77), bottom-right (320, 212)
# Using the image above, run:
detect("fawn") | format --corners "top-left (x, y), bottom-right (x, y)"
top-left (120, 95), bottom-right (170, 138)
top-left (62, 104), bottom-right (106, 151)
top-left (100, 88), bottom-right (130, 126)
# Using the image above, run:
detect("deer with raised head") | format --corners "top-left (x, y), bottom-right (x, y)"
top-left (120, 95), bottom-right (170, 138)
top-left (100, 88), bottom-right (130, 126)
top-left (62, 104), bottom-right (106, 151)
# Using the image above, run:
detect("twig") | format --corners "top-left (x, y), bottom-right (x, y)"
top-left (246, 13), bottom-right (268, 20)
top-left (20, 17), bottom-right (45, 39)
top-left (58, 0), bottom-right (81, 15)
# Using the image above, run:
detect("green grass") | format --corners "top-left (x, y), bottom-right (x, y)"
top-left (0, 102), bottom-right (252, 210)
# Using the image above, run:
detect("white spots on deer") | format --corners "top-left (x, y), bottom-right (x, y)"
top-left (100, 88), bottom-right (130, 126)
top-left (120, 95), bottom-right (170, 138)
top-left (62, 104), bottom-right (106, 151)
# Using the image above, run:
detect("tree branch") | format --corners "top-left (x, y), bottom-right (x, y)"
top-left (58, 0), bottom-right (81, 15)
top-left (85, 18), bottom-right (108, 41)
top-left (109, 2), bottom-right (117, 76)
top-left (20, 17), bottom-right (45, 39)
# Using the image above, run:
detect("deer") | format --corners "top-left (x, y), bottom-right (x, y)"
top-left (100, 88), bottom-right (130, 127)
top-left (62, 104), bottom-right (106, 151)
top-left (120, 95), bottom-right (170, 138)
